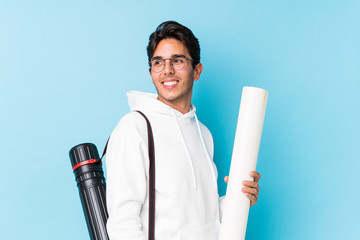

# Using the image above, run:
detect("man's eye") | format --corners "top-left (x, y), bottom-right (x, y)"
top-left (153, 60), bottom-right (163, 66)
top-left (173, 58), bottom-right (184, 64)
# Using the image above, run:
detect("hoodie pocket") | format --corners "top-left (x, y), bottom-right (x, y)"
top-left (177, 221), bottom-right (219, 240)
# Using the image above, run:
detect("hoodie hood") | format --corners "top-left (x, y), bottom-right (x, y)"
top-left (127, 91), bottom-right (196, 119)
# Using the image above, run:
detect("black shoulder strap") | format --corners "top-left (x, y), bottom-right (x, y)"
top-left (100, 111), bottom-right (155, 240)
top-left (135, 111), bottom-right (156, 240)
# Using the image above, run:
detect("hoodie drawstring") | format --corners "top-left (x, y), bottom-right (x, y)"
top-left (171, 110), bottom-right (197, 189)
top-left (194, 113), bottom-right (218, 189)
top-left (171, 109), bottom-right (218, 190)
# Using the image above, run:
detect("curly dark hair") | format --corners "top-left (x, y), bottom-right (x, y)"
top-left (147, 21), bottom-right (200, 69)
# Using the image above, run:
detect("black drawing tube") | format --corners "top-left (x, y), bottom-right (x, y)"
top-left (69, 143), bottom-right (109, 240)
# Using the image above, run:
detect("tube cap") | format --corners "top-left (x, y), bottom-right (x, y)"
top-left (69, 143), bottom-right (100, 168)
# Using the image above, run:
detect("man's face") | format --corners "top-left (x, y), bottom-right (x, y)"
top-left (150, 38), bottom-right (202, 112)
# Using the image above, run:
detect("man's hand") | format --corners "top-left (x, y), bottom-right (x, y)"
top-left (224, 171), bottom-right (261, 207)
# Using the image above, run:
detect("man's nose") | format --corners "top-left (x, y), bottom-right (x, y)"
top-left (163, 59), bottom-right (175, 74)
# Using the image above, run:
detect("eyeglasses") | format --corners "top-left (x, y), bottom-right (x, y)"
top-left (149, 55), bottom-right (193, 73)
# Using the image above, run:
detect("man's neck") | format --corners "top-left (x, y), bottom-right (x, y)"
top-left (157, 96), bottom-right (191, 114)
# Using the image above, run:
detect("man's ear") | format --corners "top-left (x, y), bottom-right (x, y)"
top-left (193, 63), bottom-right (203, 81)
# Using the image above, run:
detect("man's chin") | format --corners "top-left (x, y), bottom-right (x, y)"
top-left (157, 95), bottom-right (178, 103)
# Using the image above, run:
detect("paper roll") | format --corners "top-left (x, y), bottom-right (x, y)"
top-left (219, 87), bottom-right (268, 240)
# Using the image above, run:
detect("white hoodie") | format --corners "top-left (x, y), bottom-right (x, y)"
top-left (106, 91), bottom-right (222, 240)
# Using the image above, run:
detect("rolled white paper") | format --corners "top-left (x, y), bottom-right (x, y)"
top-left (219, 87), bottom-right (268, 240)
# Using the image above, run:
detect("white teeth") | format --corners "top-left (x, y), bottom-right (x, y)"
top-left (163, 81), bottom-right (177, 86)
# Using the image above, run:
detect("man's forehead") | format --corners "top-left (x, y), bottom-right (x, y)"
top-left (153, 38), bottom-right (190, 57)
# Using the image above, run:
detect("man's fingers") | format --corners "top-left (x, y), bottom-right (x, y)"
top-left (246, 193), bottom-right (257, 207)
top-left (242, 180), bottom-right (260, 192)
top-left (225, 173), bottom-right (260, 207)
top-left (250, 171), bottom-right (261, 182)
top-left (242, 171), bottom-right (261, 207)
top-left (242, 186), bottom-right (259, 207)
top-left (242, 186), bottom-right (258, 195)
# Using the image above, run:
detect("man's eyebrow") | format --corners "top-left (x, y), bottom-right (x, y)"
top-left (172, 54), bottom-right (186, 58)
top-left (151, 56), bottom-right (162, 60)
top-left (151, 54), bottom-right (187, 60)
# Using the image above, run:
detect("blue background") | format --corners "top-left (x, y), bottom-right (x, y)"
top-left (1, 0), bottom-right (359, 239)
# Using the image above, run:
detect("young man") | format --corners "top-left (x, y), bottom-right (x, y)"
top-left (106, 21), bottom-right (261, 240)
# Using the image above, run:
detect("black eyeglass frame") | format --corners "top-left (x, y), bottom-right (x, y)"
top-left (149, 54), bottom-right (194, 73)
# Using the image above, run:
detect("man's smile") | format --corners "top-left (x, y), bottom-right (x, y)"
top-left (161, 78), bottom-right (180, 89)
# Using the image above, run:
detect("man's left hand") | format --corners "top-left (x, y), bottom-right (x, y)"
top-left (224, 171), bottom-right (261, 207)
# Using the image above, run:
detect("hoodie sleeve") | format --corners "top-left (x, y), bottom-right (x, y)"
top-left (106, 113), bottom-right (149, 240)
